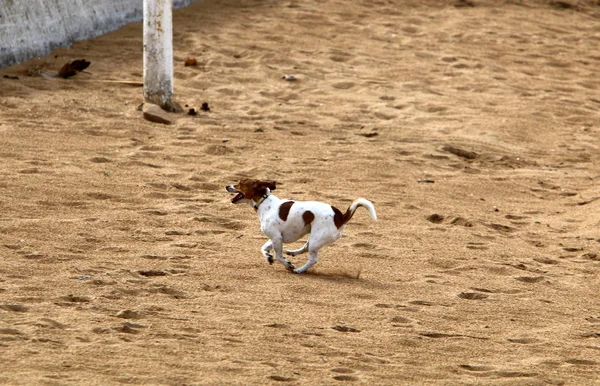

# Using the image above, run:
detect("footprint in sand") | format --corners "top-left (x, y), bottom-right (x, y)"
top-left (139, 145), bottom-right (164, 152)
top-left (565, 358), bottom-right (598, 366)
top-left (485, 223), bottom-right (518, 234)
top-left (514, 276), bottom-right (545, 284)
top-left (495, 371), bottom-right (538, 378)
top-left (89, 156), bottom-right (111, 164)
top-left (193, 216), bottom-right (245, 231)
top-left (331, 368), bottom-right (359, 381)
top-left (507, 337), bottom-right (542, 344)
top-left (55, 294), bottom-right (91, 307)
top-left (331, 81), bottom-right (355, 90)
top-left (451, 217), bottom-right (474, 227)
top-left (466, 242), bottom-right (488, 250)
top-left (329, 53), bottom-right (353, 63)
top-left (114, 322), bottom-right (145, 335)
top-left (534, 257), bottom-right (559, 265)
top-left (332, 368), bottom-right (356, 376)
top-left (0, 328), bottom-right (27, 341)
top-left (459, 364), bottom-right (495, 372)
top-left (390, 316), bottom-right (413, 327)
top-left (115, 310), bottom-right (143, 320)
top-left (148, 285), bottom-right (187, 299)
top-left (458, 292), bottom-right (489, 300)
top-left (332, 374), bottom-right (359, 382)
top-left (0, 304), bottom-right (29, 312)
top-left (205, 144), bottom-right (235, 156)
top-left (267, 375), bottom-right (296, 382)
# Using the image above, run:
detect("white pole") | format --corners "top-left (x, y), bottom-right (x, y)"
top-left (143, 0), bottom-right (180, 112)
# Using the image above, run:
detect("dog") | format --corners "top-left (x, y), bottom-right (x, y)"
top-left (226, 178), bottom-right (377, 273)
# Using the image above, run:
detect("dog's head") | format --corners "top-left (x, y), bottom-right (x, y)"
top-left (226, 178), bottom-right (277, 205)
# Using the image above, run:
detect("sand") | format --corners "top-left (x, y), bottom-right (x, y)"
top-left (1, 0), bottom-right (599, 384)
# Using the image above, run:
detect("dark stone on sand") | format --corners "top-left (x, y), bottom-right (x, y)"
top-left (143, 103), bottom-right (174, 125)
top-left (427, 213), bottom-right (444, 223)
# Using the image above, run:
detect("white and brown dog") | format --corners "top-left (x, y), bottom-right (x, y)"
top-left (226, 178), bottom-right (377, 274)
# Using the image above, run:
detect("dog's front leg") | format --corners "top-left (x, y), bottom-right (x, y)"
top-left (271, 237), bottom-right (295, 271)
top-left (261, 240), bottom-right (274, 264)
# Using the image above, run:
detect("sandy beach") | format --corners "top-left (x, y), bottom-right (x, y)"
top-left (1, 0), bottom-right (599, 384)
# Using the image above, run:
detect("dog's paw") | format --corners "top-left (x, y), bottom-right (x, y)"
top-left (286, 263), bottom-right (296, 272)
top-left (292, 268), bottom-right (305, 274)
top-left (265, 254), bottom-right (274, 265)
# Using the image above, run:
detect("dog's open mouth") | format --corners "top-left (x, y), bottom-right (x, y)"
top-left (226, 185), bottom-right (245, 203)
top-left (231, 192), bottom-right (244, 203)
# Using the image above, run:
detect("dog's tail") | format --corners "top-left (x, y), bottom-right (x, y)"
top-left (341, 198), bottom-right (377, 225)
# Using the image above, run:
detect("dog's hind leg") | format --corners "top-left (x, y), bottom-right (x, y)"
top-left (261, 240), bottom-right (274, 264)
top-left (285, 241), bottom-right (309, 257)
top-left (293, 232), bottom-right (340, 274)
top-left (293, 249), bottom-right (318, 274)
top-left (293, 237), bottom-right (323, 273)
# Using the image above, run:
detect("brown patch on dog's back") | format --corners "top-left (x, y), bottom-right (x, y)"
top-left (302, 210), bottom-right (315, 225)
top-left (332, 206), bottom-right (344, 229)
top-left (279, 201), bottom-right (295, 221)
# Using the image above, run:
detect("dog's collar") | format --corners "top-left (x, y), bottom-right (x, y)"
top-left (253, 193), bottom-right (270, 211)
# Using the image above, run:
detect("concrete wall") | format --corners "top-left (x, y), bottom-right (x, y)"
top-left (0, 0), bottom-right (199, 69)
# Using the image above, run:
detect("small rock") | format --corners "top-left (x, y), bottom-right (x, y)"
top-left (184, 57), bottom-right (198, 67)
top-left (143, 103), bottom-right (173, 125)
top-left (201, 102), bottom-right (210, 112)
top-left (427, 213), bottom-right (444, 223)
top-left (282, 75), bottom-right (297, 81)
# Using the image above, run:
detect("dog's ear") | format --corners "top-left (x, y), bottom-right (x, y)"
top-left (257, 180), bottom-right (276, 191)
